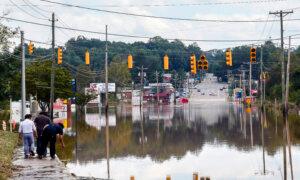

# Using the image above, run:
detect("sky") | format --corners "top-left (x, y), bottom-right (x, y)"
top-left (1, 0), bottom-right (300, 50)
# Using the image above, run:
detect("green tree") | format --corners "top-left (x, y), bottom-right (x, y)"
top-left (12, 60), bottom-right (73, 111)
top-left (108, 55), bottom-right (131, 88)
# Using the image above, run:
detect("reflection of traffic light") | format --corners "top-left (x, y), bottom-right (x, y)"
top-left (225, 48), bottom-right (232, 66)
top-left (190, 54), bottom-right (197, 74)
top-left (250, 47), bottom-right (256, 63)
top-left (85, 50), bottom-right (90, 65)
top-left (163, 54), bottom-right (169, 70)
top-left (127, 54), bottom-right (133, 69)
top-left (57, 47), bottom-right (62, 64)
top-left (28, 41), bottom-right (34, 55)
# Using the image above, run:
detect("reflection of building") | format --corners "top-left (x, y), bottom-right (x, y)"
top-left (148, 105), bottom-right (174, 121)
top-left (85, 113), bottom-right (116, 129)
top-left (145, 83), bottom-right (175, 103)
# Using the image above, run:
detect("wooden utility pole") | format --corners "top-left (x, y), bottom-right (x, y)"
top-left (50, 12), bottom-right (55, 120)
top-left (269, 10), bottom-right (293, 107)
top-left (21, 31), bottom-right (26, 121)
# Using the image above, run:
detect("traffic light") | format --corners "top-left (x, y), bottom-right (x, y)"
top-left (225, 48), bottom-right (232, 66)
top-left (163, 54), bottom-right (169, 70)
top-left (200, 55), bottom-right (205, 61)
top-left (85, 50), bottom-right (90, 65)
top-left (203, 60), bottom-right (209, 70)
top-left (57, 47), bottom-right (62, 64)
top-left (127, 54), bottom-right (133, 69)
top-left (190, 54), bottom-right (197, 74)
top-left (198, 60), bottom-right (203, 70)
top-left (28, 41), bottom-right (34, 55)
top-left (250, 47), bottom-right (256, 63)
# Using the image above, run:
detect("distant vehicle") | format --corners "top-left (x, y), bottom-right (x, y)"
top-left (197, 89), bottom-right (201, 92)
top-left (209, 92), bottom-right (217, 96)
top-left (201, 92), bottom-right (205, 95)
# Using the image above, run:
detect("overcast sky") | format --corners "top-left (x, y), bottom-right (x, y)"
top-left (1, 0), bottom-right (300, 50)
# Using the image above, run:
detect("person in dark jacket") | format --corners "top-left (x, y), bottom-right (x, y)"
top-left (39, 123), bottom-right (65, 159)
top-left (34, 112), bottom-right (50, 156)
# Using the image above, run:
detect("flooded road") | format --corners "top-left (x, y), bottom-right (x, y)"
top-left (60, 102), bottom-right (300, 180)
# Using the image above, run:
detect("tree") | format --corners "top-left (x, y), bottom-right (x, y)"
top-left (13, 60), bottom-right (73, 111)
top-left (108, 55), bottom-right (131, 88)
top-left (75, 92), bottom-right (97, 114)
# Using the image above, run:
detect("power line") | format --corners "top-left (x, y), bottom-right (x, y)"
top-left (22, 0), bottom-right (50, 19)
top-left (8, 0), bottom-right (48, 21)
top-left (2, 16), bottom-right (286, 43)
top-left (39, 0), bottom-right (299, 23)
top-left (43, 0), bottom-right (288, 8)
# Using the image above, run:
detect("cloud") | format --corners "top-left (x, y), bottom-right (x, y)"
top-left (2, 0), bottom-right (300, 50)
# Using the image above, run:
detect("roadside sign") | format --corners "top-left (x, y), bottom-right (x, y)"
top-left (11, 101), bottom-right (30, 123)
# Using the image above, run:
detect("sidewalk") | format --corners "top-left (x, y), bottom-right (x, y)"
top-left (12, 147), bottom-right (75, 179)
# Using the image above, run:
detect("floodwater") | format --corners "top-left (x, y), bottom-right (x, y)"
top-left (61, 102), bottom-right (300, 180)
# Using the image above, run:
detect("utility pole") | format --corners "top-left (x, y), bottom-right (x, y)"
top-left (21, 31), bottom-right (26, 121)
top-left (269, 10), bottom-right (293, 106)
top-left (139, 66), bottom-right (145, 108)
top-left (156, 71), bottom-right (159, 103)
top-left (260, 46), bottom-right (263, 109)
top-left (105, 25), bottom-right (108, 113)
top-left (49, 12), bottom-right (55, 120)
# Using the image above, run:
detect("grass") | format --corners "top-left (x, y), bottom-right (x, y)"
top-left (0, 130), bottom-right (19, 179)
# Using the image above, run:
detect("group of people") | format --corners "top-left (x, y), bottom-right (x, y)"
top-left (18, 112), bottom-right (65, 159)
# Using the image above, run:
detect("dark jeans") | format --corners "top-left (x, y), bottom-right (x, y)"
top-left (40, 134), bottom-right (56, 158)
top-left (36, 136), bottom-right (47, 156)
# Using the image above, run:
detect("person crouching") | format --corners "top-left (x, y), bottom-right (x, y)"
top-left (39, 123), bottom-right (65, 159)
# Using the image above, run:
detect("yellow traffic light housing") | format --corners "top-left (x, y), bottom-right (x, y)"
top-left (225, 48), bottom-right (232, 66)
top-left (163, 54), bottom-right (169, 70)
top-left (198, 60), bottom-right (203, 70)
top-left (57, 47), bottom-right (63, 65)
top-left (250, 47), bottom-right (256, 63)
top-left (28, 41), bottom-right (34, 55)
top-left (85, 50), bottom-right (90, 65)
top-left (190, 54), bottom-right (197, 74)
top-left (203, 60), bottom-right (208, 70)
top-left (127, 54), bottom-right (133, 69)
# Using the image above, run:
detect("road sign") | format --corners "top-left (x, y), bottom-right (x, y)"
top-left (90, 83), bottom-right (116, 93)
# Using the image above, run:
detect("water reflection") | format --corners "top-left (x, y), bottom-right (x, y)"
top-left (62, 102), bottom-right (300, 179)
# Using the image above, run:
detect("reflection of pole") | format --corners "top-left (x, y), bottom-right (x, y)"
top-left (105, 115), bottom-right (110, 179)
top-left (250, 110), bottom-right (253, 147)
top-left (261, 110), bottom-right (266, 175)
top-left (285, 36), bottom-right (293, 180)
top-left (249, 61), bottom-right (252, 104)
top-left (156, 105), bottom-right (160, 139)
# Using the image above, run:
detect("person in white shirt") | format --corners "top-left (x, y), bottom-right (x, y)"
top-left (18, 114), bottom-right (37, 159)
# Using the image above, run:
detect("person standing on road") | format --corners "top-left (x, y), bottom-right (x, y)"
top-left (39, 123), bottom-right (65, 159)
top-left (34, 112), bottom-right (51, 157)
top-left (18, 114), bottom-right (37, 159)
